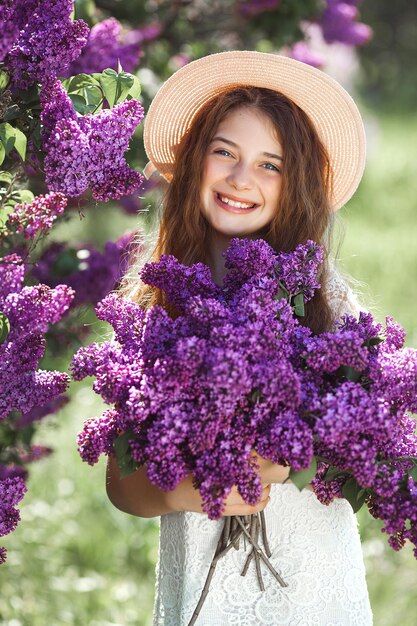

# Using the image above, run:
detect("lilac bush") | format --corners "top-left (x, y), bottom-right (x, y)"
top-left (72, 238), bottom-right (417, 555)
top-left (0, 255), bottom-right (74, 560)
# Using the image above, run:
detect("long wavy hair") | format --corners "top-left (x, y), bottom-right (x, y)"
top-left (121, 86), bottom-right (338, 333)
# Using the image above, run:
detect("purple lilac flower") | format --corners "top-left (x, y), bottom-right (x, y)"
top-left (77, 410), bottom-right (119, 465)
top-left (4, 0), bottom-right (89, 89)
top-left (78, 101), bottom-right (144, 202)
top-left (40, 81), bottom-right (144, 201)
top-left (15, 395), bottom-right (69, 428)
top-left (222, 237), bottom-right (278, 292)
top-left (72, 237), bottom-right (417, 542)
top-left (0, 0), bottom-right (40, 61)
top-left (319, 1), bottom-right (373, 46)
top-left (288, 41), bottom-right (325, 69)
top-left (8, 192), bottom-right (67, 238)
top-left (141, 255), bottom-right (219, 313)
top-left (0, 255), bottom-right (74, 420)
top-left (0, 476), bottom-right (27, 564)
top-left (302, 329), bottom-right (369, 373)
top-left (32, 232), bottom-right (135, 307)
top-left (67, 18), bottom-right (142, 76)
top-left (274, 240), bottom-right (325, 301)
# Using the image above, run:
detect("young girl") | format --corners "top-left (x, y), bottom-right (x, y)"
top-left (106, 51), bottom-right (373, 625)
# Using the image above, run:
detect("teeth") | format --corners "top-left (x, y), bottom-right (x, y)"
top-left (219, 194), bottom-right (255, 209)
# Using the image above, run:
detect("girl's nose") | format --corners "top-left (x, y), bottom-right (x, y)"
top-left (226, 162), bottom-right (253, 190)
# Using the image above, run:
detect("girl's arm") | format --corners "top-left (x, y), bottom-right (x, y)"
top-left (106, 454), bottom-right (271, 519)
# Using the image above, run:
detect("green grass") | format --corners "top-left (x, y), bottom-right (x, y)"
top-left (1, 112), bottom-right (417, 626)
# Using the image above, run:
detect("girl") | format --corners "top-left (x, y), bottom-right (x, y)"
top-left (106, 51), bottom-right (373, 625)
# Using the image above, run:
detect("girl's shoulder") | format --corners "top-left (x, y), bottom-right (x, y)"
top-left (325, 259), bottom-right (368, 321)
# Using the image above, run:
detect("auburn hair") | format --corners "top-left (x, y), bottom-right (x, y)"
top-left (122, 86), bottom-right (338, 333)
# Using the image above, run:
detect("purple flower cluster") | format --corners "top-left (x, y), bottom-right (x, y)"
top-left (66, 18), bottom-right (142, 76)
top-left (0, 254), bottom-right (74, 420)
top-left (319, 1), bottom-right (372, 46)
top-left (32, 232), bottom-right (135, 307)
top-left (0, 476), bottom-right (27, 564)
top-left (8, 192), bottom-right (67, 239)
top-left (40, 81), bottom-right (144, 201)
top-left (71, 240), bottom-right (314, 518)
top-left (72, 237), bottom-right (417, 553)
top-left (4, 0), bottom-right (89, 89)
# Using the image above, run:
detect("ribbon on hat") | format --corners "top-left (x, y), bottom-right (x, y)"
top-left (143, 161), bottom-right (157, 180)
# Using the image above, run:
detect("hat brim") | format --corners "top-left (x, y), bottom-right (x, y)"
top-left (143, 50), bottom-right (366, 211)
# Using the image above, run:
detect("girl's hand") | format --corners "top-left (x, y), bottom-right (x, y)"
top-left (250, 451), bottom-right (290, 485)
top-left (165, 474), bottom-right (271, 517)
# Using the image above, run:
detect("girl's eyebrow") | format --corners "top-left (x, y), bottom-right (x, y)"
top-left (212, 135), bottom-right (283, 161)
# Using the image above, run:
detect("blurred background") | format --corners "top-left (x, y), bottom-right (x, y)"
top-left (1, 1), bottom-right (416, 624)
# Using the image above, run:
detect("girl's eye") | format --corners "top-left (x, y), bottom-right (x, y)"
top-left (262, 162), bottom-right (281, 173)
top-left (214, 149), bottom-right (232, 157)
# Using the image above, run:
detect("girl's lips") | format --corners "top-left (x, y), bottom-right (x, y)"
top-left (214, 192), bottom-right (259, 214)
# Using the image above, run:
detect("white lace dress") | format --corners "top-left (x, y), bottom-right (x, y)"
top-left (152, 267), bottom-right (374, 626)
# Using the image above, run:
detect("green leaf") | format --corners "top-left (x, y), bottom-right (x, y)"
top-left (293, 292), bottom-right (305, 317)
top-left (0, 311), bottom-right (10, 344)
top-left (19, 424), bottom-right (35, 446)
top-left (0, 171), bottom-right (13, 185)
top-left (68, 93), bottom-right (88, 114)
top-left (52, 249), bottom-right (80, 277)
top-left (363, 336), bottom-right (384, 348)
top-left (127, 74), bottom-right (141, 100)
top-left (3, 104), bottom-right (21, 121)
top-left (67, 73), bottom-right (101, 92)
top-left (274, 287), bottom-right (288, 301)
top-left (289, 456), bottom-right (317, 491)
top-left (338, 365), bottom-right (362, 382)
top-left (13, 127), bottom-right (27, 161)
top-left (99, 68), bottom-right (135, 107)
top-left (0, 122), bottom-right (16, 154)
top-left (114, 431), bottom-right (138, 479)
top-left (410, 465), bottom-right (417, 482)
top-left (119, 456), bottom-right (139, 479)
top-left (323, 466), bottom-right (345, 482)
top-left (342, 477), bottom-right (368, 513)
top-left (0, 70), bottom-right (9, 92)
top-left (12, 189), bottom-right (34, 204)
top-left (0, 143), bottom-right (5, 167)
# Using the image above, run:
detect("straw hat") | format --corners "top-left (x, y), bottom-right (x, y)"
top-left (143, 50), bottom-right (366, 211)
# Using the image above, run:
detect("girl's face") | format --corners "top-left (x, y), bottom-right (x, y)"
top-left (200, 106), bottom-right (283, 238)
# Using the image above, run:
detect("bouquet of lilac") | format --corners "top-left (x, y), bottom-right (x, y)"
top-left (72, 238), bottom-right (417, 558)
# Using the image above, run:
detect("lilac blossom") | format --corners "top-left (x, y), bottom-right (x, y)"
top-left (0, 476), bottom-right (27, 564)
top-left (288, 41), bottom-right (325, 69)
top-left (4, 0), bottom-right (89, 89)
top-left (72, 237), bottom-right (417, 551)
top-left (8, 192), bottom-right (68, 239)
top-left (40, 81), bottom-right (144, 201)
top-left (32, 232), bottom-right (135, 307)
top-left (319, 1), bottom-right (373, 46)
top-left (0, 254), bottom-right (74, 420)
top-left (67, 18), bottom-right (142, 76)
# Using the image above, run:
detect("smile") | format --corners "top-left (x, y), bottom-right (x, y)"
top-left (214, 192), bottom-right (259, 213)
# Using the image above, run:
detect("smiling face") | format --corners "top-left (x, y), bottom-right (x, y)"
top-left (200, 106), bottom-right (284, 239)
